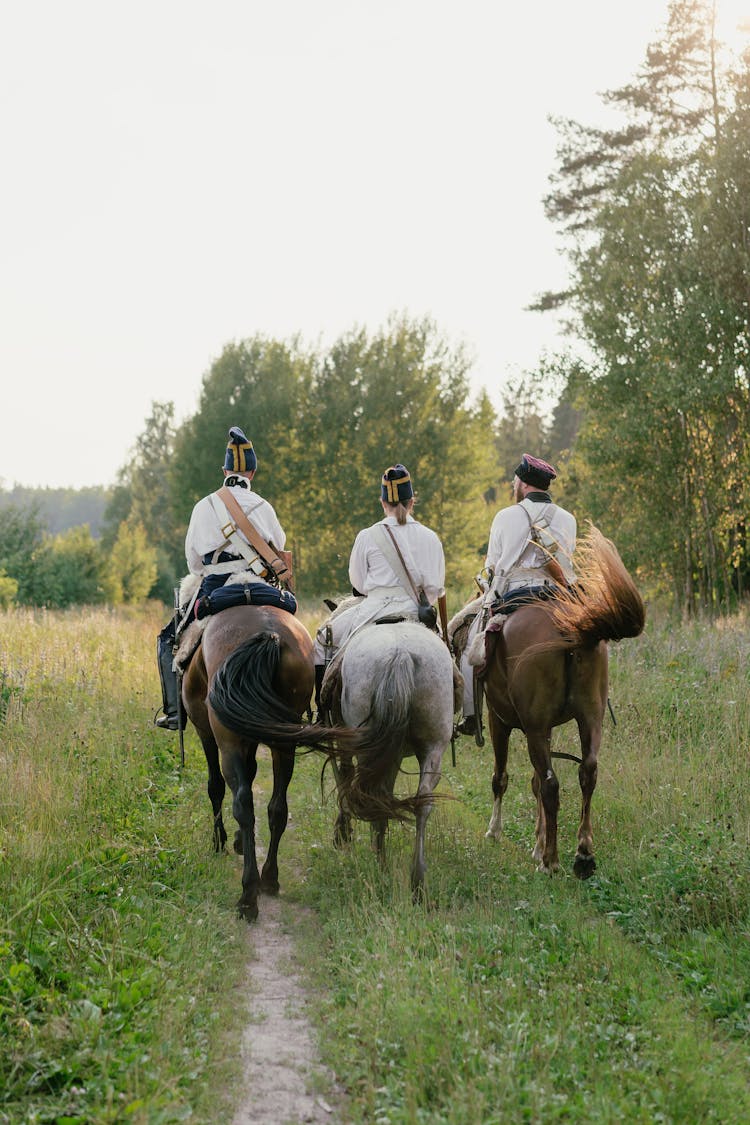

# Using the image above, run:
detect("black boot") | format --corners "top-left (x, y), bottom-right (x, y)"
top-left (155, 624), bottom-right (180, 731)
top-left (456, 715), bottom-right (477, 736)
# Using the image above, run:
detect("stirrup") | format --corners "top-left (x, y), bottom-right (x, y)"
top-left (456, 715), bottom-right (477, 737)
top-left (154, 709), bottom-right (179, 732)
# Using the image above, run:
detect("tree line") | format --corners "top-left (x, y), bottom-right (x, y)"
top-left (1, 1), bottom-right (747, 615)
top-left (540, 0), bottom-right (750, 612)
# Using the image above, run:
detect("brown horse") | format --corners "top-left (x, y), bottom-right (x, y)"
top-left (469, 526), bottom-right (645, 878)
top-left (182, 604), bottom-right (359, 921)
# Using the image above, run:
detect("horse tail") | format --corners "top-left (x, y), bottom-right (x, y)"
top-left (335, 649), bottom-right (439, 825)
top-left (541, 523), bottom-right (645, 652)
top-left (208, 631), bottom-right (361, 754)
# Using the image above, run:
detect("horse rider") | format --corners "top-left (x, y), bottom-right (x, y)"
top-left (312, 463), bottom-right (446, 716)
top-left (456, 453), bottom-right (576, 736)
top-left (154, 425), bottom-right (287, 731)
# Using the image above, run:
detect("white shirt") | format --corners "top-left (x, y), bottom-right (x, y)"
top-left (348, 515), bottom-right (445, 604)
top-left (185, 483), bottom-right (286, 575)
top-left (486, 495), bottom-right (576, 586)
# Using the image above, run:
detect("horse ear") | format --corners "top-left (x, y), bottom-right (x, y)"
top-left (324, 599), bottom-right (338, 611)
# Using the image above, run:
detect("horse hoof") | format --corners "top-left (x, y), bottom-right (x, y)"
top-left (333, 822), bottom-right (353, 849)
top-left (237, 899), bottom-right (259, 923)
top-left (411, 884), bottom-right (428, 907)
top-left (233, 830), bottom-right (243, 856)
top-left (261, 878), bottom-right (280, 896)
top-left (573, 854), bottom-right (596, 880)
top-left (535, 860), bottom-right (558, 875)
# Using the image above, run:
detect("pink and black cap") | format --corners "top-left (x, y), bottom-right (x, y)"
top-left (381, 464), bottom-right (414, 505)
top-left (224, 426), bottom-right (257, 474)
top-left (514, 453), bottom-right (557, 490)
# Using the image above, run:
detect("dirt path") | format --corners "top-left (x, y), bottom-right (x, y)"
top-left (231, 892), bottom-right (344, 1125)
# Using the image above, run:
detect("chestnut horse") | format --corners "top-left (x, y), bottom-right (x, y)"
top-left (182, 604), bottom-right (360, 921)
top-left (465, 526), bottom-right (644, 878)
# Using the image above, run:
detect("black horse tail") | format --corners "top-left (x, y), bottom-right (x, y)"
top-left (209, 631), bottom-right (360, 754)
top-left (334, 649), bottom-right (437, 825)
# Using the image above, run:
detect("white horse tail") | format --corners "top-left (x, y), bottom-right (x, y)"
top-left (370, 648), bottom-right (415, 739)
top-left (339, 648), bottom-right (424, 824)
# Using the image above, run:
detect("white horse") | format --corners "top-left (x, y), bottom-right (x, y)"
top-left (324, 620), bottom-right (461, 900)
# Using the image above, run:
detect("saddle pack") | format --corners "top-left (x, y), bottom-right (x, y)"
top-left (195, 581), bottom-right (297, 620)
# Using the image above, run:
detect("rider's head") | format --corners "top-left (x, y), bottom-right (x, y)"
top-left (512, 453), bottom-right (556, 502)
top-left (223, 425), bottom-right (257, 485)
top-left (381, 464), bottom-right (414, 525)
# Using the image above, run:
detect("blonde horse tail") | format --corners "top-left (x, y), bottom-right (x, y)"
top-left (547, 524), bottom-right (645, 649)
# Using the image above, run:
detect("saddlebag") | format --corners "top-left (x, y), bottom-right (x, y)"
top-left (196, 582), bottom-right (297, 620)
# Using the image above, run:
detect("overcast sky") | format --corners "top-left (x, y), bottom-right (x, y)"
top-left (2, 1), bottom-right (745, 490)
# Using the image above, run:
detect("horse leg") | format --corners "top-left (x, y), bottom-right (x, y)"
top-left (573, 715), bottom-right (601, 879)
top-left (260, 748), bottom-right (295, 895)
top-left (527, 731), bottom-right (560, 873)
top-left (223, 745), bottom-right (261, 922)
top-left (370, 756), bottom-right (402, 864)
top-left (485, 710), bottom-right (511, 840)
top-left (331, 757), bottom-right (355, 848)
top-left (202, 732), bottom-right (228, 853)
top-left (531, 770), bottom-right (545, 865)
top-left (411, 745), bottom-right (443, 901)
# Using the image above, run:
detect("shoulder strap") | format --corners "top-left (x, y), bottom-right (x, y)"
top-left (518, 499), bottom-right (566, 585)
top-left (215, 487), bottom-right (292, 584)
top-left (208, 494), bottom-right (264, 572)
top-left (369, 523), bottom-right (420, 600)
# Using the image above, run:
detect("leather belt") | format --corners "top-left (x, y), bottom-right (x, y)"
top-left (202, 551), bottom-right (242, 565)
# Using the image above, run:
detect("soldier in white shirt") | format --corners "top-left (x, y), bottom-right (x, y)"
top-left (155, 426), bottom-right (286, 731)
top-left (313, 464), bottom-right (445, 715)
top-left (457, 453), bottom-right (576, 737)
top-left (185, 429), bottom-right (285, 599)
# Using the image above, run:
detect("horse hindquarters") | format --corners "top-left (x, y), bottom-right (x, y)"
top-left (336, 624), bottom-right (454, 899)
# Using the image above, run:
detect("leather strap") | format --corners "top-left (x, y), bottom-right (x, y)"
top-left (216, 487), bottom-right (292, 585)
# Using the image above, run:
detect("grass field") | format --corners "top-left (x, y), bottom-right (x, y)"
top-left (1, 601), bottom-right (748, 1123)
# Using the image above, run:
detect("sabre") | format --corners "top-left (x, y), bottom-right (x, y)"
top-left (437, 592), bottom-right (450, 651)
top-left (173, 585), bottom-right (185, 768)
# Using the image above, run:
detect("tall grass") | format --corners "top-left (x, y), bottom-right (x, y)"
top-left (1, 603), bottom-right (749, 1123)
top-left (0, 605), bottom-right (246, 1125)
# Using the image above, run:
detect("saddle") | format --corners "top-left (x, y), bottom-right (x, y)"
top-left (173, 572), bottom-right (293, 674)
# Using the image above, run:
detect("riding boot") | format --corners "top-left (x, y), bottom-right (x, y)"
top-left (155, 625), bottom-right (180, 731)
top-left (314, 664), bottom-right (325, 723)
top-left (456, 714), bottom-right (477, 736)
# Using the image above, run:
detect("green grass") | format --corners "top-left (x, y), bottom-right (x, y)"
top-left (1, 603), bottom-right (749, 1123)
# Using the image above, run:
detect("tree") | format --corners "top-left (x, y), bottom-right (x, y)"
top-left (100, 520), bottom-right (158, 604)
top-left (0, 503), bottom-right (45, 603)
top-left (0, 570), bottom-right (18, 608)
top-left (541, 1), bottom-right (750, 610)
top-left (293, 314), bottom-right (499, 594)
top-left (24, 526), bottom-right (104, 608)
top-left (102, 402), bottom-right (180, 602)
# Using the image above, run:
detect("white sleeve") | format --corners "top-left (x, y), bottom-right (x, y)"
top-left (348, 529), bottom-right (371, 592)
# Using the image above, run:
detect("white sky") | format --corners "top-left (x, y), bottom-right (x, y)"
top-left (1, 1), bottom-right (746, 490)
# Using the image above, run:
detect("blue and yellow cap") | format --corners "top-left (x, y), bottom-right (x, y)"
top-left (381, 464), bottom-right (413, 505)
top-left (224, 426), bottom-right (257, 474)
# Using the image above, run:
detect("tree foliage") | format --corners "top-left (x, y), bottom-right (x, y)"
top-left (100, 520), bottom-right (158, 605)
top-left (544, 0), bottom-right (750, 611)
